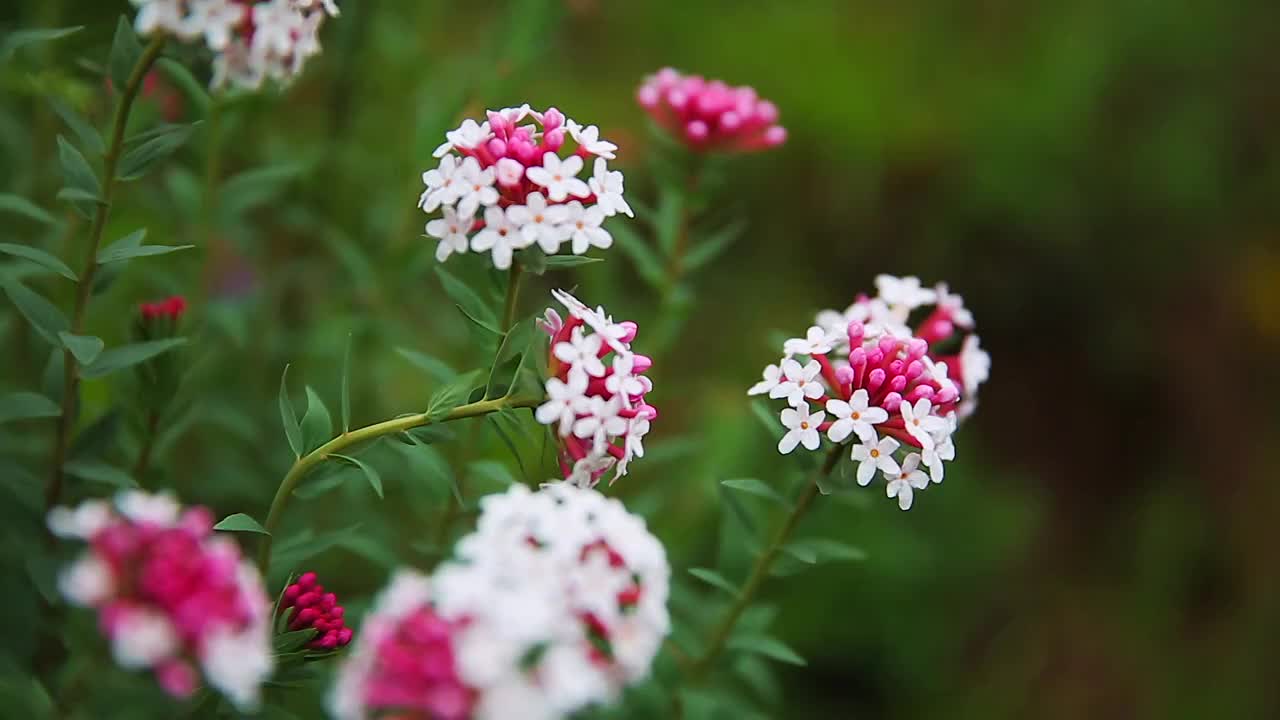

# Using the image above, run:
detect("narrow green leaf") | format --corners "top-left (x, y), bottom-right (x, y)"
top-left (517, 245), bottom-right (547, 275)
top-left (299, 386), bottom-right (333, 453)
top-left (279, 365), bottom-right (302, 457)
top-left (213, 513), bottom-right (270, 535)
top-left (0, 392), bottom-right (61, 423)
top-left (108, 16), bottom-right (142, 90)
top-left (0, 25), bottom-right (83, 60)
top-left (781, 543), bottom-right (817, 564)
top-left (0, 243), bottom-right (76, 280)
top-left (543, 255), bottom-right (605, 269)
top-left (0, 193), bottom-right (57, 225)
top-left (727, 635), bottom-right (807, 666)
top-left (788, 539), bottom-right (867, 563)
top-left (55, 187), bottom-right (103, 206)
top-left (683, 219), bottom-right (746, 273)
top-left (426, 369), bottom-right (483, 422)
top-left (721, 478), bottom-right (788, 506)
top-left (57, 332), bottom-right (104, 366)
top-left (486, 411), bottom-right (528, 481)
top-left (750, 399), bottom-right (784, 440)
top-left (2, 280), bottom-right (69, 344)
top-left (485, 318), bottom-right (533, 399)
top-left (48, 98), bottom-right (104, 157)
top-left (292, 470), bottom-right (347, 500)
top-left (118, 123), bottom-right (195, 180)
top-left (434, 265), bottom-right (497, 329)
top-left (57, 135), bottom-right (100, 210)
top-left (156, 57), bottom-right (211, 113)
top-left (340, 333), bottom-right (353, 432)
top-left (609, 219), bottom-right (666, 288)
top-left (63, 459), bottom-right (136, 488)
top-left (273, 629), bottom-right (317, 654)
top-left (219, 164), bottom-right (304, 218)
top-left (96, 243), bottom-right (194, 264)
top-left (394, 347), bottom-right (456, 383)
top-left (455, 303), bottom-right (503, 335)
top-left (654, 185), bottom-right (685, 256)
top-left (82, 338), bottom-right (186, 379)
top-left (332, 454), bottom-right (383, 499)
top-left (398, 424), bottom-right (456, 446)
top-left (689, 567), bottom-right (739, 597)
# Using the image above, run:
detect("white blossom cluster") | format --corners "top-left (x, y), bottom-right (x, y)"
top-left (130, 0), bottom-right (338, 90)
top-left (421, 106), bottom-right (632, 269)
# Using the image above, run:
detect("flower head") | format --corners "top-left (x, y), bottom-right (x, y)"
top-left (636, 67), bottom-right (786, 153)
top-left (277, 571), bottom-right (353, 651)
top-left (48, 491), bottom-right (273, 709)
top-left (536, 290), bottom-right (654, 487)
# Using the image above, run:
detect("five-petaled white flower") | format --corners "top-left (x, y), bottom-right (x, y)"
top-left (588, 158), bottom-right (632, 218)
top-left (564, 454), bottom-right (615, 489)
top-left (617, 416), bottom-right (650, 476)
top-left (875, 274), bottom-right (937, 310)
top-left (508, 192), bottom-right (568, 253)
top-left (185, 0), bottom-right (247, 50)
top-left (748, 364), bottom-right (781, 396)
top-left (553, 328), bottom-right (607, 377)
top-left (425, 206), bottom-right (471, 262)
top-left (560, 201), bottom-right (612, 255)
top-left (573, 396), bottom-right (628, 453)
top-left (886, 453), bottom-right (929, 510)
top-left (921, 412), bottom-right (956, 484)
top-left (471, 206), bottom-right (528, 270)
top-left (783, 325), bottom-right (835, 357)
top-left (604, 353), bottom-right (646, 398)
top-left (454, 157), bottom-right (499, 219)
top-left (535, 371), bottom-right (590, 436)
top-left (900, 398), bottom-right (947, 450)
top-left (419, 154), bottom-right (464, 212)
top-left (850, 434), bottom-right (900, 486)
top-left (567, 120), bottom-right (618, 159)
top-left (526, 152), bottom-right (590, 202)
top-left (768, 359), bottom-right (824, 407)
top-left (825, 389), bottom-right (888, 443)
top-left (922, 356), bottom-right (958, 397)
top-left (433, 118), bottom-right (491, 157)
top-left (778, 404), bottom-right (825, 454)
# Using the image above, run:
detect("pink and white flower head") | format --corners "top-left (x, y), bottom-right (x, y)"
top-left (130, 1), bottom-right (339, 91)
top-left (535, 290), bottom-right (655, 486)
top-left (636, 67), bottom-right (786, 153)
top-left (749, 275), bottom-right (991, 510)
top-left (330, 484), bottom-right (670, 720)
top-left (419, 107), bottom-right (629, 270)
top-left (48, 491), bottom-right (273, 709)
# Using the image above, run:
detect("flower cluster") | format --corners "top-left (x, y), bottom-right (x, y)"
top-left (535, 290), bottom-right (656, 487)
top-left (636, 67), bottom-right (786, 153)
top-left (49, 492), bottom-right (273, 709)
top-left (139, 295), bottom-right (187, 322)
top-left (420, 106), bottom-right (631, 269)
top-left (130, 0), bottom-right (339, 90)
top-left (278, 571), bottom-right (353, 651)
top-left (331, 483), bottom-right (670, 720)
top-left (749, 275), bottom-right (991, 510)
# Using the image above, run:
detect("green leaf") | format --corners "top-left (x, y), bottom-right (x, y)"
top-left (57, 135), bottom-right (100, 201)
top-left (213, 513), bottom-right (270, 535)
top-left (486, 410), bottom-right (528, 481)
top-left (48, 98), bottom-right (104, 157)
top-left (543, 255), bottom-right (605, 269)
top-left (750, 399), bottom-right (784, 440)
top-left (434, 266), bottom-right (497, 329)
top-left (57, 332), bottom-right (104, 366)
top-left (96, 243), bottom-right (194, 264)
top-left (82, 338), bottom-right (186, 379)
top-left (787, 539), bottom-right (867, 563)
top-left (399, 424), bottom-right (456, 446)
top-left (0, 25), bottom-right (83, 61)
top-left (609, 219), bottom-right (666, 288)
top-left (55, 187), bottom-right (103, 206)
top-left (219, 164), bottom-right (304, 218)
top-left (273, 629), bottom-right (317, 654)
top-left (156, 58), bottom-right (211, 113)
top-left (331, 454), bottom-right (383, 499)
top-left (0, 392), bottom-right (61, 424)
top-left (292, 470), bottom-right (347, 500)
top-left (517, 245), bottom-right (547, 275)
top-left (781, 543), bottom-right (817, 564)
top-left (455, 303), bottom-right (503, 335)
top-left (340, 333), bottom-right (353, 433)
top-left (426, 369), bottom-right (483, 422)
top-left (688, 567), bottom-right (739, 597)
top-left (727, 635), bottom-right (806, 666)
top-left (485, 318), bottom-right (533, 399)
top-left (0, 193), bottom-right (57, 225)
top-left (720, 478), bottom-right (788, 506)
top-left (108, 16), bottom-right (142, 91)
top-left (279, 365), bottom-right (302, 457)
top-left (684, 220), bottom-right (746, 273)
top-left (654, 185), bottom-right (685, 256)
top-left (118, 124), bottom-right (195, 180)
top-left (2, 280), bottom-right (69, 344)
top-left (394, 347), bottom-right (456, 383)
top-left (63, 459), bottom-right (136, 488)
top-left (299, 386), bottom-right (333, 453)
top-left (0, 243), bottom-right (76, 280)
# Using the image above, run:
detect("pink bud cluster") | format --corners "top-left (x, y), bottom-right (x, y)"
top-left (279, 571), bottom-right (353, 651)
top-left (139, 295), bottom-right (187, 321)
top-left (637, 67), bottom-right (786, 153)
top-left (48, 492), bottom-right (273, 709)
top-left (535, 290), bottom-right (656, 486)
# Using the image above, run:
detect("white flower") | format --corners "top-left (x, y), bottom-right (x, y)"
top-left (454, 157), bottom-right (499, 219)
top-left (748, 364), bottom-right (782, 396)
top-left (778, 404), bottom-right (825, 454)
top-left (116, 490), bottom-right (180, 526)
top-left (900, 398), bottom-right (947, 450)
top-left (922, 356), bottom-right (959, 397)
top-left (425, 206), bottom-right (472, 262)
top-left (434, 118), bottom-right (492, 158)
top-left (525, 152), bottom-right (590, 202)
top-left (47, 499), bottom-right (112, 539)
top-left (418, 154), bottom-right (465, 212)
top-left (564, 454), bottom-right (616, 488)
top-left (201, 622), bottom-right (273, 711)
top-left (573, 396), bottom-right (628, 453)
top-left (921, 413), bottom-right (956, 484)
top-left (588, 158), bottom-right (632, 217)
top-left (535, 371), bottom-right (590, 436)
top-left (961, 334), bottom-right (990, 393)
top-left (566, 120), bottom-right (618, 159)
top-left (58, 555), bottom-right (115, 606)
top-left (875, 274), bottom-right (937, 310)
top-left (825, 389), bottom-right (888, 443)
top-left (509, 192), bottom-right (569, 253)
top-left (132, 0), bottom-right (186, 37)
top-left (935, 283), bottom-right (974, 328)
top-left (185, 0), bottom-right (247, 50)
top-left (783, 325), bottom-right (835, 357)
top-left (604, 353), bottom-right (646, 398)
top-left (553, 327), bottom-right (607, 377)
top-left (293, 0), bottom-right (340, 16)
top-left (495, 157), bottom-right (524, 186)
top-left (617, 416), bottom-right (650, 477)
top-left (886, 453), bottom-right (929, 510)
top-left (559, 201), bottom-right (612, 255)
top-left (537, 307), bottom-right (563, 336)
top-left (112, 609), bottom-right (178, 668)
top-left (850, 434), bottom-right (900, 486)
top-left (768, 358), bottom-right (824, 407)
top-left (471, 205), bottom-right (529, 270)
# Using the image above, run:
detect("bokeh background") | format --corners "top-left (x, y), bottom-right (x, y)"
top-left (3, 1), bottom-right (1279, 718)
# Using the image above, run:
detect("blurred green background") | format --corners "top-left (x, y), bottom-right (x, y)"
top-left (3, 1), bottom-right (1279, 718)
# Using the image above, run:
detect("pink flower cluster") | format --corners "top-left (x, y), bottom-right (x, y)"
top-left (279, 571), bottom-right (353, 651)
top-left (139, 295), bottom-right (187, 321)
top-left (49, 492), bottom-right (273, 709)
top-left (637, 67), bottom-right (786, 153)
top-left (536, 290), bottom-right (656, 486)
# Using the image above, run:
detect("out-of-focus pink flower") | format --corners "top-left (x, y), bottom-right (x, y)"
top-left (637, 67), bottom-right (786, 153)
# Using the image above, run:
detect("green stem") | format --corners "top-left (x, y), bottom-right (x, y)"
top-left (131, 409), bottom-right (161, 481)
top-left (501, 262), bottom-right (524, 332)
top-left (688, 444), bottom-right (843, 680)
top-left (256, 395), bottom-right (539, 574)
top-left (46, 35), bottom-right (167, 512)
